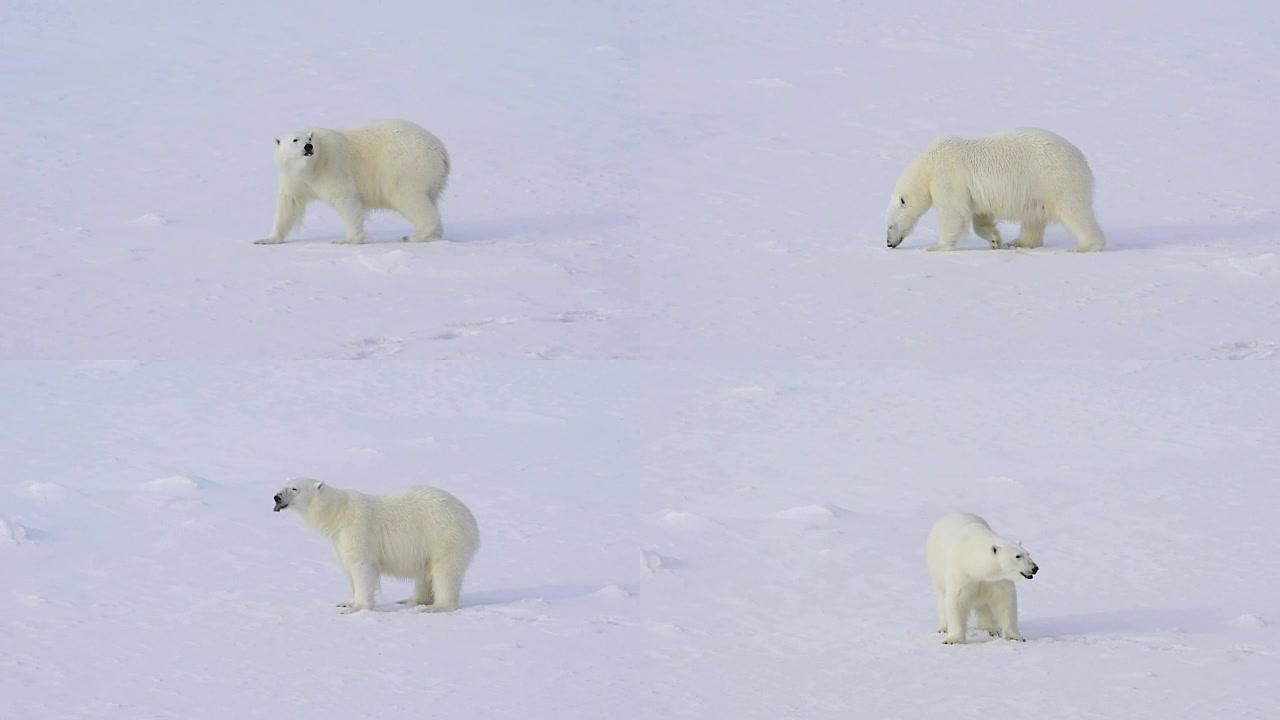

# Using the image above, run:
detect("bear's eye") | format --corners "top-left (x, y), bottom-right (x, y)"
top-left (899, 197), bottom-right (906, 206)
top-left (1015, 555), bottom-right (1022, 559)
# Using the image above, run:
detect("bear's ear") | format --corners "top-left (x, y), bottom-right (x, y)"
top-left (274, 137), bottom-right (280, 145)
top-left (313, 480), bottom-right (325, 491)
top-left (306, 131), bottom-right (313, 142)
top-left (992, 545), bottom-right (999, 555)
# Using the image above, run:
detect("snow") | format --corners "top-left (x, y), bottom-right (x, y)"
top-left (2, 0), bottom-right (1279, 718)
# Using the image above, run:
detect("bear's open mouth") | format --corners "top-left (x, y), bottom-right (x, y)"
top-left (273, 499), bottom-right (288, 512)
top-left (1021, 572), bottom-right (1034, 579)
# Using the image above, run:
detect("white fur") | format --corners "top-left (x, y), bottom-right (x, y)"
top-left (926, 512), bottom-right (1039, 644)
top-left (255, 119), bottom-right (450, 245)
top-left (886, 128), bottom-right (1105, 252)
top-left (274, 479), bottom-right (479, 613)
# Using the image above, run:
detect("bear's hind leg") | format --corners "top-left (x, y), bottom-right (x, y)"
top-left (391, 189), bottom-right (442, 242)
top-left (411, 573), bottom-right (435, 606)
top-left (972, 214), bottom-right (1004, 249)
top-left (934, 581), bottom-right (948, 633)
top-left (395, 193), bottom-right (444, 243)
top-left (975, 596), bottom-right (999, 637)
top-left (1013, 221), bottom-right (1046, 249)
top-left (1058, 202), bottom-right (1105, 252)
top-left (418, 558), bottom-right (466, 613)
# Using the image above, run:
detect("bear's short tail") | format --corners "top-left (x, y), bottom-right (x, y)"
top-left (430, 148), bottom-right (450, 202)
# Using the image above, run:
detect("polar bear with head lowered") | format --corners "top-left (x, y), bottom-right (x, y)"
top-left (256, 119), bottom-right (449, 245)
top-left (886, 128), bottom-right (1104, 252)
top-left (273, 479), bottom-right (479, 613)
top-left (927, 512), bottom-right (1038, 644)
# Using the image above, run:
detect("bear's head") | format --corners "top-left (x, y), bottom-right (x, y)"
top-left (273, 478), bottom-right (324, 513)
top-left (885, 188), bottom-right (930, 248)
top-left (885, 158), bottom-right (932, 248)
top-left (273, 130), bottom-right (316, 172)
top-left (991, 542), bottom-right (1039, 581)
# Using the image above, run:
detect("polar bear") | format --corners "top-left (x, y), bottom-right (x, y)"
top-left (273, 479), bottom-right (479, 613)
top-left (926, 512), bottom-right (1038, 644)
top-left (255, 119), bottom-right (449, 245)
top-left (886, 128), bottom-right (1105, 252)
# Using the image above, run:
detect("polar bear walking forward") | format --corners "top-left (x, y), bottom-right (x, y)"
top-left (256, 119), bottom-right (450, 245)
top-left (886, 128), bottom-right (1105, 252)
top-left (927, 512), bottom-right (1038, 644)
top-left (273, 479), bottom-right (479, 613)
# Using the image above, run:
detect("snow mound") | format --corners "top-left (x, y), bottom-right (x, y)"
top-left (591, 584), bottom-right (631, 600)
top-left (772, 504), bottom-right (846, 525)
top-left (129, 212), bottom-right (170, 227)
top-left (1223, 253), bottom-right (1278, 277)
top-left (136, 475), bottom-right (213, 495)
top-left (660, 511), bottom-right (716, 531)
top-left (26, 482), bottom-right (68, 501)
top-left (1231, 614), bottom-right (1270, 629)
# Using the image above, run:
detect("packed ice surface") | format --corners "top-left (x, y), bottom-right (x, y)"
top-left (2, 1), bottom-right (1278, 718)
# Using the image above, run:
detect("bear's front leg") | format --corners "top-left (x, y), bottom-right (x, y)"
top-left (929, 209), bottom-right (970, 252)
top-left (255, 192), bottom-right (305, 245)
top-left (935, 591), bottom-right (948, 634)
top-left (331, 196), bottom-right (367, 244)
top-left (336, 564), bottom-right (356, 609)
top-left (972, 214), bottom-right (1004, 249)
top-left (942, 583), bottom-right (970, 644)
top-left (338, 557), bottom-right (379, 613)
top-left (990, 581), bottom-right (1025, 641)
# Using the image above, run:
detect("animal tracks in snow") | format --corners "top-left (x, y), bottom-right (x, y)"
top-left (543, 309), bottom-right (607, 324)
top-left (431, 317), bottom-right (515, 342)
top-left (1, 518), bottom-right (36, 547)
top-left (642, 549), bottom-right (686, 574)
top-left (1208, 341), bottom-right (1278, 361)
top-left (340, 336), bottom-right (405, 359)
top-left (429, 310), bottom-right (609, 346)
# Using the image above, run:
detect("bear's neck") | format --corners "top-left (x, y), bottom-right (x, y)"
top-left (302, 490), bottom-right (351, 537)
top-left (908, 156), bottom-right (935, 201)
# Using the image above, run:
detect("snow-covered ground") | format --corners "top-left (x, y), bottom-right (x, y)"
top-left (3, 1), bottom-right (1279, 717)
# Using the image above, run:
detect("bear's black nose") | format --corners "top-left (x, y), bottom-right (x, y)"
top-left (1031, 565), bottom-right (1039, 575)
top-left (273, 494), bottom-right (282, 503)
top-left (303, 143), bottom-right (313, 155)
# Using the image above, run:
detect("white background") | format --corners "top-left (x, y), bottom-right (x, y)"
top-left (2, 1), bottom-right (1278, 717)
